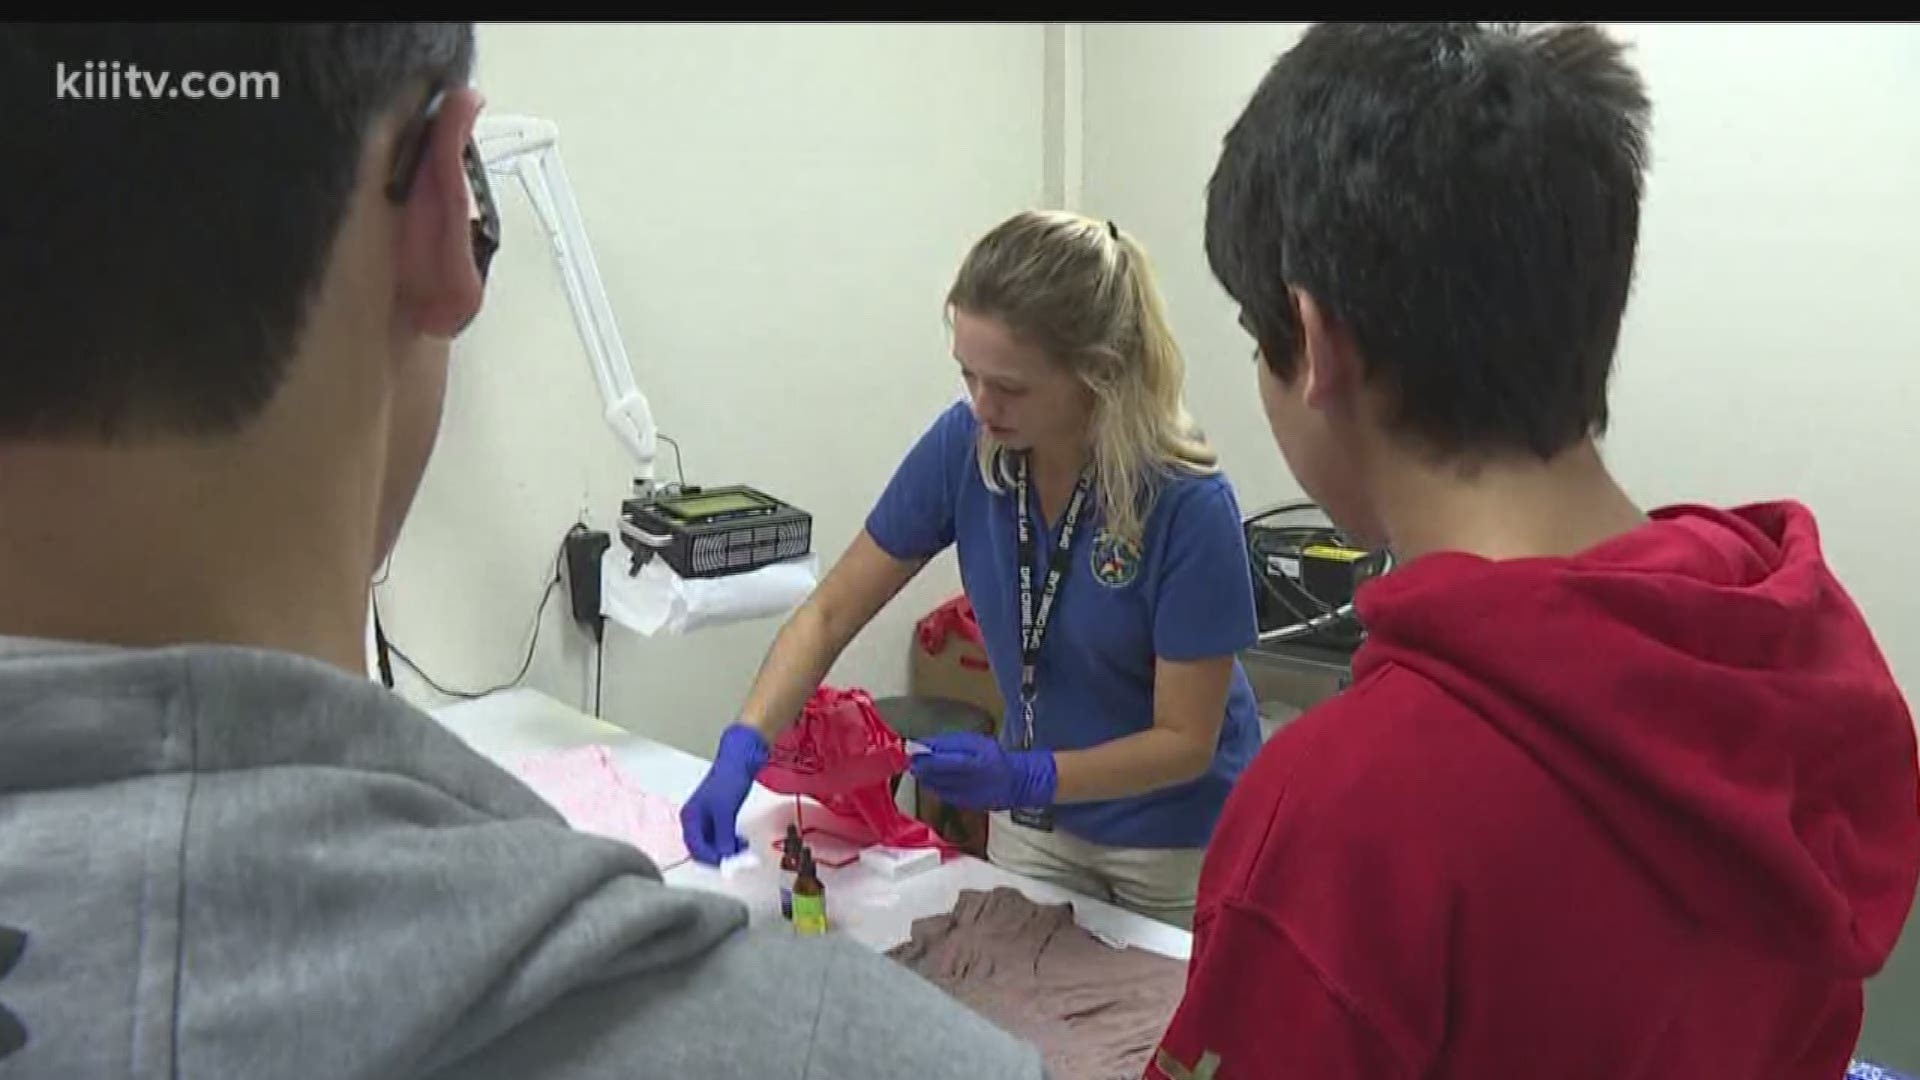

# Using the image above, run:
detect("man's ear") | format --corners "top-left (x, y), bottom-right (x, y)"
top-left (395, 87), bottom-right (485, 340)
top-left (1294, 288), bottom-right (1357, 412)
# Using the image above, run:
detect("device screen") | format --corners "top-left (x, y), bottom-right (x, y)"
top-left (662, 491), bottom-right (769, 520)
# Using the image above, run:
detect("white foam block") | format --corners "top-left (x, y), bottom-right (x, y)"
top-left (858, 845), bottom-right (941, 880)
top-left (717, 849), bottom-right (762, 879)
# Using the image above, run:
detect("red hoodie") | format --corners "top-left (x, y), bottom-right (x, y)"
top-left (1149, 502), bottom-right (1920, 1080)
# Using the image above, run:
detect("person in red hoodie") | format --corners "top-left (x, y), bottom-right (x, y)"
top-left (1148, 21), bottom-right (1920, 1080)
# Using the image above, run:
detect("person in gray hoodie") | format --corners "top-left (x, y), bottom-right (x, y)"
top-left (0, 22), bottom-right (1046, 1079)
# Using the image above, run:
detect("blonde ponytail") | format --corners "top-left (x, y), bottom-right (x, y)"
top-left (948, 210), bottom-right (1217, 546)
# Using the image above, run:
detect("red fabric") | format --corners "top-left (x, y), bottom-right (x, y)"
top-left (757, 686), bottom-right (958, 857)
top-left (916, 594), bottom-right (989, 670)
top-left (758, 686), bottom-right (907, 799)
top-left (1153, 502), bottom-right (1920, 1080)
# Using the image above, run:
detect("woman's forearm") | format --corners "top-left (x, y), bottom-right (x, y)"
top-left (733, 532), bottom-right (925, 744)
top-left (737, 601), bottom-right (849, 742)
top-left (1050, 726), bottom-right (1214, 804)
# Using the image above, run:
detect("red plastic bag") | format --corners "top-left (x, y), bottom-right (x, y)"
top-left (757, 686), bottom-right (958, 859)
top-left (915, 595), bottom-right (989, 671)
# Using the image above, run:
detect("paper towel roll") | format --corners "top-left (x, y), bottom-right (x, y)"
top-left (600, 545), bottom-right (820, 637)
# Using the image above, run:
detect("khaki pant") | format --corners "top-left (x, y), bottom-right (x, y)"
top-left (986, 812), bottom-right (1205, 930)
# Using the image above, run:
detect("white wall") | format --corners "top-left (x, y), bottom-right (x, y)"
top-left (1081, 22), bottom-right (1920, 1066)
top-left (1079, 23), bottom-right (1316, 523)
top-left (1080, 22), bottom-right (1920, 697)
top-left (376, 22), bottom-right (1046, 755)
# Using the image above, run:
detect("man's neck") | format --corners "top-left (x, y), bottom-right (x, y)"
top-left (0, 440), bottom-right (377, 673)
top-left (1375, 439), bottom-right (1648, 563)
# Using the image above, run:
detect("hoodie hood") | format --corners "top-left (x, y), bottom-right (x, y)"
top-left (0, 638), bottom-right (748, 1077)
top-left (1353, 501), bottom-right (1920, 977)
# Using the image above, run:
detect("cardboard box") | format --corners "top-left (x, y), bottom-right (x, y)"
top-left (908, 632), bottom-right (1004, 733)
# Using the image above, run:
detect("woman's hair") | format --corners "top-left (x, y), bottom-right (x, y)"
top-left (946, 209), bottom-right (1218, 546)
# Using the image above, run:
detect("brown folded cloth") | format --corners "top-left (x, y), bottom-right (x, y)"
top-left (887, 887), bottom-right (1187, 1080)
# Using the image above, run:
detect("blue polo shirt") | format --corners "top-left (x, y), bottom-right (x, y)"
top-left (866, 401), bottom-right (1263, 849)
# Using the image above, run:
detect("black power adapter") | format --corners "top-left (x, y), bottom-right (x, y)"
top-left (562, 524), bottom-right (611, 642)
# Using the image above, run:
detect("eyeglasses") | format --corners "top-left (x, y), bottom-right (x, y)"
top-left (386, 85), bottom-right (501, 320)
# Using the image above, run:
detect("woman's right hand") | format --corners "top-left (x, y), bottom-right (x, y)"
top-left (680, 723), bottom-right (771, 865)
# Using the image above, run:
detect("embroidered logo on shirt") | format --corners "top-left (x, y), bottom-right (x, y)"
top-left (1151, 1047), bottom-right (1221, 1080)
top-left (1089, 529), bottom-right (1143, 588)
top-left (0, 926), bottom-right (27, 1061)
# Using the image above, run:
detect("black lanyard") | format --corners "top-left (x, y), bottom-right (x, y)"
top-left (1013, 452), bottom-right (1093, 751)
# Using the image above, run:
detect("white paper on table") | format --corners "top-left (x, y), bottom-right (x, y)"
top-left (600, 545), bottom-right (819, 637)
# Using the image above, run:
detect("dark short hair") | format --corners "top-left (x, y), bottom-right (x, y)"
top-left (0, 22), bottom-right (474, 443)
top-left (1206, 22), bottom-right (1651, 459)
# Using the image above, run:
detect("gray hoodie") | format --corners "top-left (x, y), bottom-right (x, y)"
top-left (0, 638), bottom-right (1047, 1078)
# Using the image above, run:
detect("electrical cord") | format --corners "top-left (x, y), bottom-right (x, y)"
top-left (1248, 556), bottom-right (1363, 648)
top-left (1247, 525), bottom-right (1342, 622)
top-left (1253, 556), bottom-right (1329, 628)
top-left (381, 545), bottom-right (566, 701)
top-left (1242, 505), bottom-right (1392, 647)
top-left (593, 631), bottom-right (606, 718)
top-left (373, 600), bottom-right (396, 688)
top-left (657, 433), bottom-right (687, 487)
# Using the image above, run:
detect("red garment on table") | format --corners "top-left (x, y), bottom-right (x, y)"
top-left (757, 686), bottom-right (958, 857)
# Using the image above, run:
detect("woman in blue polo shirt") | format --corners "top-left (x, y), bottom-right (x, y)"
top-left (681, 209), bottom-right (1263, 928)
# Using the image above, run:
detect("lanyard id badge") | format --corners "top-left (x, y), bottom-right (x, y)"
top-left (1009, 452), bottom-right (1092, 833)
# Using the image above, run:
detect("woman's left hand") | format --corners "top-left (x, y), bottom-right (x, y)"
top-left (908, 732), bottom-right (1057, 811)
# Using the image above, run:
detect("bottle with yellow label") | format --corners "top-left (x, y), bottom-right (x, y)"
top-left (779, 825), bottom-right (803, 921)
top-left (791, 851), bottom-right (827, 937)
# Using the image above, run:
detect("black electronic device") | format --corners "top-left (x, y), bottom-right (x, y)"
top-left (1244, 503), bottom-right (1393, 653)
top-left (563, 525), bottom-right (611, 641)
top-left (619, 484), bottom-right (812, 580)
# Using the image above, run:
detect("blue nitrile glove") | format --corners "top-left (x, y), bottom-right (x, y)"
top-left (680, 722), bottom-right (770, 866)
top-left (908, 731), bottom-right (1057, 812)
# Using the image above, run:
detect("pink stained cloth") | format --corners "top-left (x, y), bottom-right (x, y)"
top-left (507, 744), bottom-right (690, 872)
